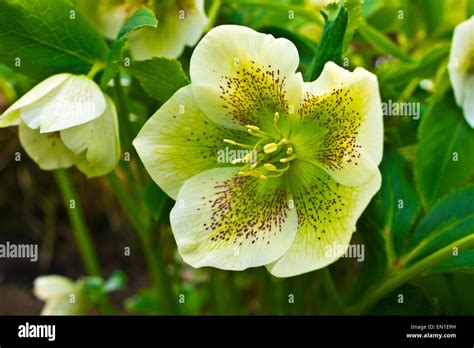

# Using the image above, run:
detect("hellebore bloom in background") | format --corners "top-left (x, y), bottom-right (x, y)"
top-left (448, 16), bottom-right (474, 128)
top-left (134, 25), bottom-right (383, 277)
top-left (34, 275), bottom-right (84, 315)
top-left (76, 0), bottom-right (208, 59)
top-left (0, 73), bottom-right (121, 178)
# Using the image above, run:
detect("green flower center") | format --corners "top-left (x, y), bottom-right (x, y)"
top-left (223, 112), bottom-right (296, 179)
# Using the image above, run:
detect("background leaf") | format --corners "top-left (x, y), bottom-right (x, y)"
top-left (305, 2), bottom-right (348, 81)
top-left (357, 20), bottom-right (413, 62)
top-left (405, 185), bottom-right (474, 265)
top-left (100, 6), bottom-right (158, 87)
top-left (0, 0), bottom-right (108, 81)
top-left (128, 57), bottom-right (190, 103)
top-left (430, 250), bottom-right (474, 274)
top-left (415, 93), bottom-right (474, 209)
top-left (142, 180), bottom-right (168, 221)
top-left (342, 0), bottom-right (362, 53)
top-left (370, 149), bottom-right (420, 255)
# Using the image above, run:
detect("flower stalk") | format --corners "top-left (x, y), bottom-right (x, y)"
top-left (53, 169), bottom-right (101, 277)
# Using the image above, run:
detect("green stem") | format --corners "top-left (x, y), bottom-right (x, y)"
top-left (113, 74), bottom-right (133, 150)
top-left (349, 235), bottom-right (474, 314)
top-left (54, 169), bottom-right (101, 276)
top-left (205, 0), bottom-right (222, 32)
top-left (320, 268), bottom-right (344, 313)
top-left (54, 169), bottom-right (114, 315)
top-left (108, 171), bottom-right (176, 314)
top-left (87, 62), bottom-right (105, 79)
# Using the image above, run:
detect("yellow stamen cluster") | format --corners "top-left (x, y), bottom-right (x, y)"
top-left (224, 112), bottom-right (296, 179)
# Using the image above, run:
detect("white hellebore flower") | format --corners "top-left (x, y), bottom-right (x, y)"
top-left (129, 0), bottom-right (208, 59)
top-left (0, 73), bottom-right (121, 178)
top-left (33, 275), bottom-right (84, 315)
top-left (448, 16), bottom-right (474, 128)
top-left (77, 0), bottom-right (209, 59)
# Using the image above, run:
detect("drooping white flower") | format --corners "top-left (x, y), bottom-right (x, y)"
top-left (76, 0), bottom-right (209, 59)
top-left (33, 275), bottom-right (84, 315)
top-left (448, 16), bottom-right (474, 127)
top-left (0, 74), bottom-right (121, 177)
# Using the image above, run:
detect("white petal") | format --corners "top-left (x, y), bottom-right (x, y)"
top-left (21, 75), bottom-right (106, 133)
top-left (170, 167), bottom-right (298, 270)
top-left (190, 25), bottom-right (303, 130)
top-left (33, 275), bottom-right (75, 301)
top-left (0, 73), bottom-right (70, 127)
top-left (40, 297), bottom-right (81, 316)
top-left (19, 122), bottom-right (75, 170)
top-left (462, 75), bottom-right (474, 128)
top-left (267, 167), bottom-right (381, 277)
top-left (133, 85), bottom-right (244, 199)
top-left (60, 95), bottom-right (121, 178)
top-left (129, 0), bottom-right (208, 59)
top-left (448, 17), bottom-right (474, 108)
top-left (297, 62), bottom-right (383, 187)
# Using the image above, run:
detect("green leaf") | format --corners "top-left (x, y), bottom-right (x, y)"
top-left (103, 270), bottom-right (127, 292)
top-left (351, 149), bottom-right (419, 298)
top-left (128, 57), bottom-right (190, 103)
top-left (143, 180), bottom-right (168, 220)
top-left (342, 0), bottom-right (362, 53)
top-left (468, 0), bottom-right (474, 16)
top-left (0, 0), bottom-right (108, 81)
top-left (83, 276), bottom-right (105, 304)
top-left (370, 284), bottom-right (437, 315)
top-left (100, 6), bottom-right (157, 87)
top-left (415, 93), bottom-right (474, 209)
top-left (125, 289), bottom-right (160, 314)
top-left (305, 2), bottom-right (348, 81)
top-left (406, 185), bottom-right (474, 265)
top-left (378, 44), bottom-right (450, 87)
top-left (430, 250), bottom-right (474, 274)
top-left (357, 20), bottom-right (414, 63)
top-left (371, 149), bottom-right (420, 254)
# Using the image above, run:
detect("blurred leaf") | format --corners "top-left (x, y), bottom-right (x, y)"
top-left (83, 271), bottom-right (126, 304)
top-left (143, 180), bottom-right (168, 220)
top-left (100, 6), bottom-right (157, 87)
top-left (361, 0), bottom-right (385, 18)
top-left (83, 276), bottom-right (105, 304)
top-left (469, 0), bottom-right (474, 15)
top-left (0, 0), bottom-right (108, 81)
top-left (422, 0), bottom-right (445, 36)
top-left (257, 26), bottom-right (317, 67)
top-left (125, 289), bottom-right (160, 314)
top-left (103, 270), bottom-right (127, 292)
top-left (342, 0), bottom-right (362, 52)
top-left (128, 57), bottom-right (189, 103)
top-left (373, 149), bottom-right (420, 254)
top-left (358, 20), bottom-right (414, 62)
top-left (350, 222), bottom-right (390, 299)
top-left (378, 44), bottom-right (450, 87)
top-left (406, 185), bottom-right (474, 264)
top-left (430, 250), bottom-right (474, 274)
top-left (417, 273), bottom-right (474, 314)
top-left (305, 1), bottom-right (348, 80)
top-left (352, 149), bottom-right (419, 298)
top-left (415, 93), bottom-right (474, 209)
top-left (369, 284), bottom-right (437, 315)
